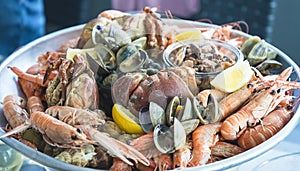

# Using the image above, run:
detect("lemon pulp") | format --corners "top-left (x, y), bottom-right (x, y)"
top-left (210, 60), bottom-right (253, 93)
top-left (112, 104), bottom-right (144, 134)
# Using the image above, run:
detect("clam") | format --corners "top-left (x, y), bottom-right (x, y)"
top-left (86, 44), bottom-right (116, 75)
top-left (165, 96), bottom-right (182, 126)
top-left (180, 119), bottom-right (200, 135)
top-left (116, 37), bottom-right (147, 65)
top-left (139, 106), bottom-right (153, 133)
top-left (153, 118), bottom-right (186, 153)
top-left (256, 59), bottom-right (282, 75)
top-left (139, 102), bottom-right (167, 133)
top-left (173, 118), bottom-right (186, 151)
top-left (193, 94), bottom-right (220, 124)
top-left (118, 49), bottom-right (148, 73)
top-left (149, 102), bottom-right (166, 126)
top-left (178, 98), bottom-right (195, 121)
top-left (241, 36), bottom-right (261, 58)
top-left (247, 40), bottom-right (268, 66)
top-left (91, 20), bottom-right (131, 50)
top-left (77, 17), bottom-right (112, 48)
top-left (174, 46), bottom-right (187, 66)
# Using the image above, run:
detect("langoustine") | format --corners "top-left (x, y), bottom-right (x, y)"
top-left (188, 122), bottom-right (222, 166)
top-left (221, 67), bottom-right (300, 140)
top-left (238, 105), bottom-right (294, 149)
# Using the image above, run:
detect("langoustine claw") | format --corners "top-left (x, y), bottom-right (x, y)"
top-left (78, 125), bottom-right (150, 166)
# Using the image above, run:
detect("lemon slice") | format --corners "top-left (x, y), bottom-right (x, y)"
top-left (175, 30), bottom-right (201, 42)
top-left (66, 48), bottom-right (96, 60)
top-left (112, 104), bottom-right (144, 134)
top-left (210, 60), bottom-right (253, 93)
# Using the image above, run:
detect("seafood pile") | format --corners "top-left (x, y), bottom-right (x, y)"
top-left (1, 7), bottom-right (300, 171)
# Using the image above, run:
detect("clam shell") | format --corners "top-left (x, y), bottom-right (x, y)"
top-left (166, 96), bottom-right (182, 126)
top-left (153, 124), bottom-right (175, 153)
top-left (139, 106), bottom-right (153, 133)
top-left (149, 102), bottom-right (166, 126)
top-left (119, 49), bottom-right (148, 73)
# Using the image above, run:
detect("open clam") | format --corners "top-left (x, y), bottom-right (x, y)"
top-left (139, 106), bottom-right (153, 133)
top-left (193, 94), bottom-right (220, 124)
top-left (85, 44), bottom-right (116, 76)
top-left (139, 96), bottom-right (199, 134)
top-left (153, 118), bottom-right (186, 153)
top-left (241, 36), bottom-right (281, 74)
top-left (116, 37), bottom-right (147, 65)
top-left (91, 20), bottom-right (131, 50)
top-left (256, 59), bottom-right (282, 75)
top-left (139, 102), bottom-right (166, 133)
top-left (165, 96), bottom-right (182, 126)
top-left (118, 49), bottom-right (148, 73)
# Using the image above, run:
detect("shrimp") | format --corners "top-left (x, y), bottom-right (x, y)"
top-left (135, 159), bottom-right (156, 171)
top-left (0, 111), bottom-right (92, 148)
top-left (8, 65), bottom-right (56, 87)
top-left (153, 153), bottom-right (173, 171)
top-left (221, 67), bottom-right (300, 140)
top-left (211, 141), bottom-right (245, 158)
top-left (2, 94), bottom-right (28, 128)
top-left (129, 132), bottom-right (162, 159)
top-left (45, 106), bottom-right (105, 126)
top-left (173, 140), bottom-right (192, 169)
top-left (109, 158), bottom-right (132, 171)
top-left (27, 96), bottom-right (44, 113)
top-left (201, 21), bottom-right (247, 48)
top-left (188, 122), bottom-right (222, 166)
top-left (197, 89), bottom-right (227, 107)
top-left (238, 105), bottom-right (294, 149)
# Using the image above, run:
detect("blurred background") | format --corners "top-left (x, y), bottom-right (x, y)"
top-left (43, 0), bottom-right (300, 66)
top-left (0, 0), bottom-right (298, 66)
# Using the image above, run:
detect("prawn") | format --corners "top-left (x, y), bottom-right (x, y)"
top-left (45, 106), bottom-right (105, 126)
top-left (238, 105), bottom-right (294, 149)
top-left (0, 111), bottom-right (93, 148)
top-left (2, 94), bottom-right (28, 128)
top-left (27, 96), bottom-right (44, 113)
top-left (173, 140), bottom-right (192, 169)
top-left (221, 67), bottom-right (300, 140)
top-left (188, 122), bottom-right (222, 166)
top-left (78, 125), bottom-right (150, 166)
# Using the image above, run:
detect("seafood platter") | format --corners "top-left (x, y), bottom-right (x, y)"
top-left (0, 7), bottom-right (300, 171)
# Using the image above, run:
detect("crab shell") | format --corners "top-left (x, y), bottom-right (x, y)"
top-left (112, 67), bottom-right (196, 117)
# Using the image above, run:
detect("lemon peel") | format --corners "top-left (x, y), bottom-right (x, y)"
top-left (210, 60), bottom-right (253, 93)
top-left (112, 104), bottom-right (144, 134)
top-left (175, 30), bottom-right (201, 42)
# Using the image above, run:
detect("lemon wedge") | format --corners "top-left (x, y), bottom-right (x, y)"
top-left (210, 60), bottom-right (253, 93)
top-left (66, 48), bottom-right (96, 60)
top-left (112, 104), bottom-right (144, 134)
top-left (175, 30), bottom-right (201, 42)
